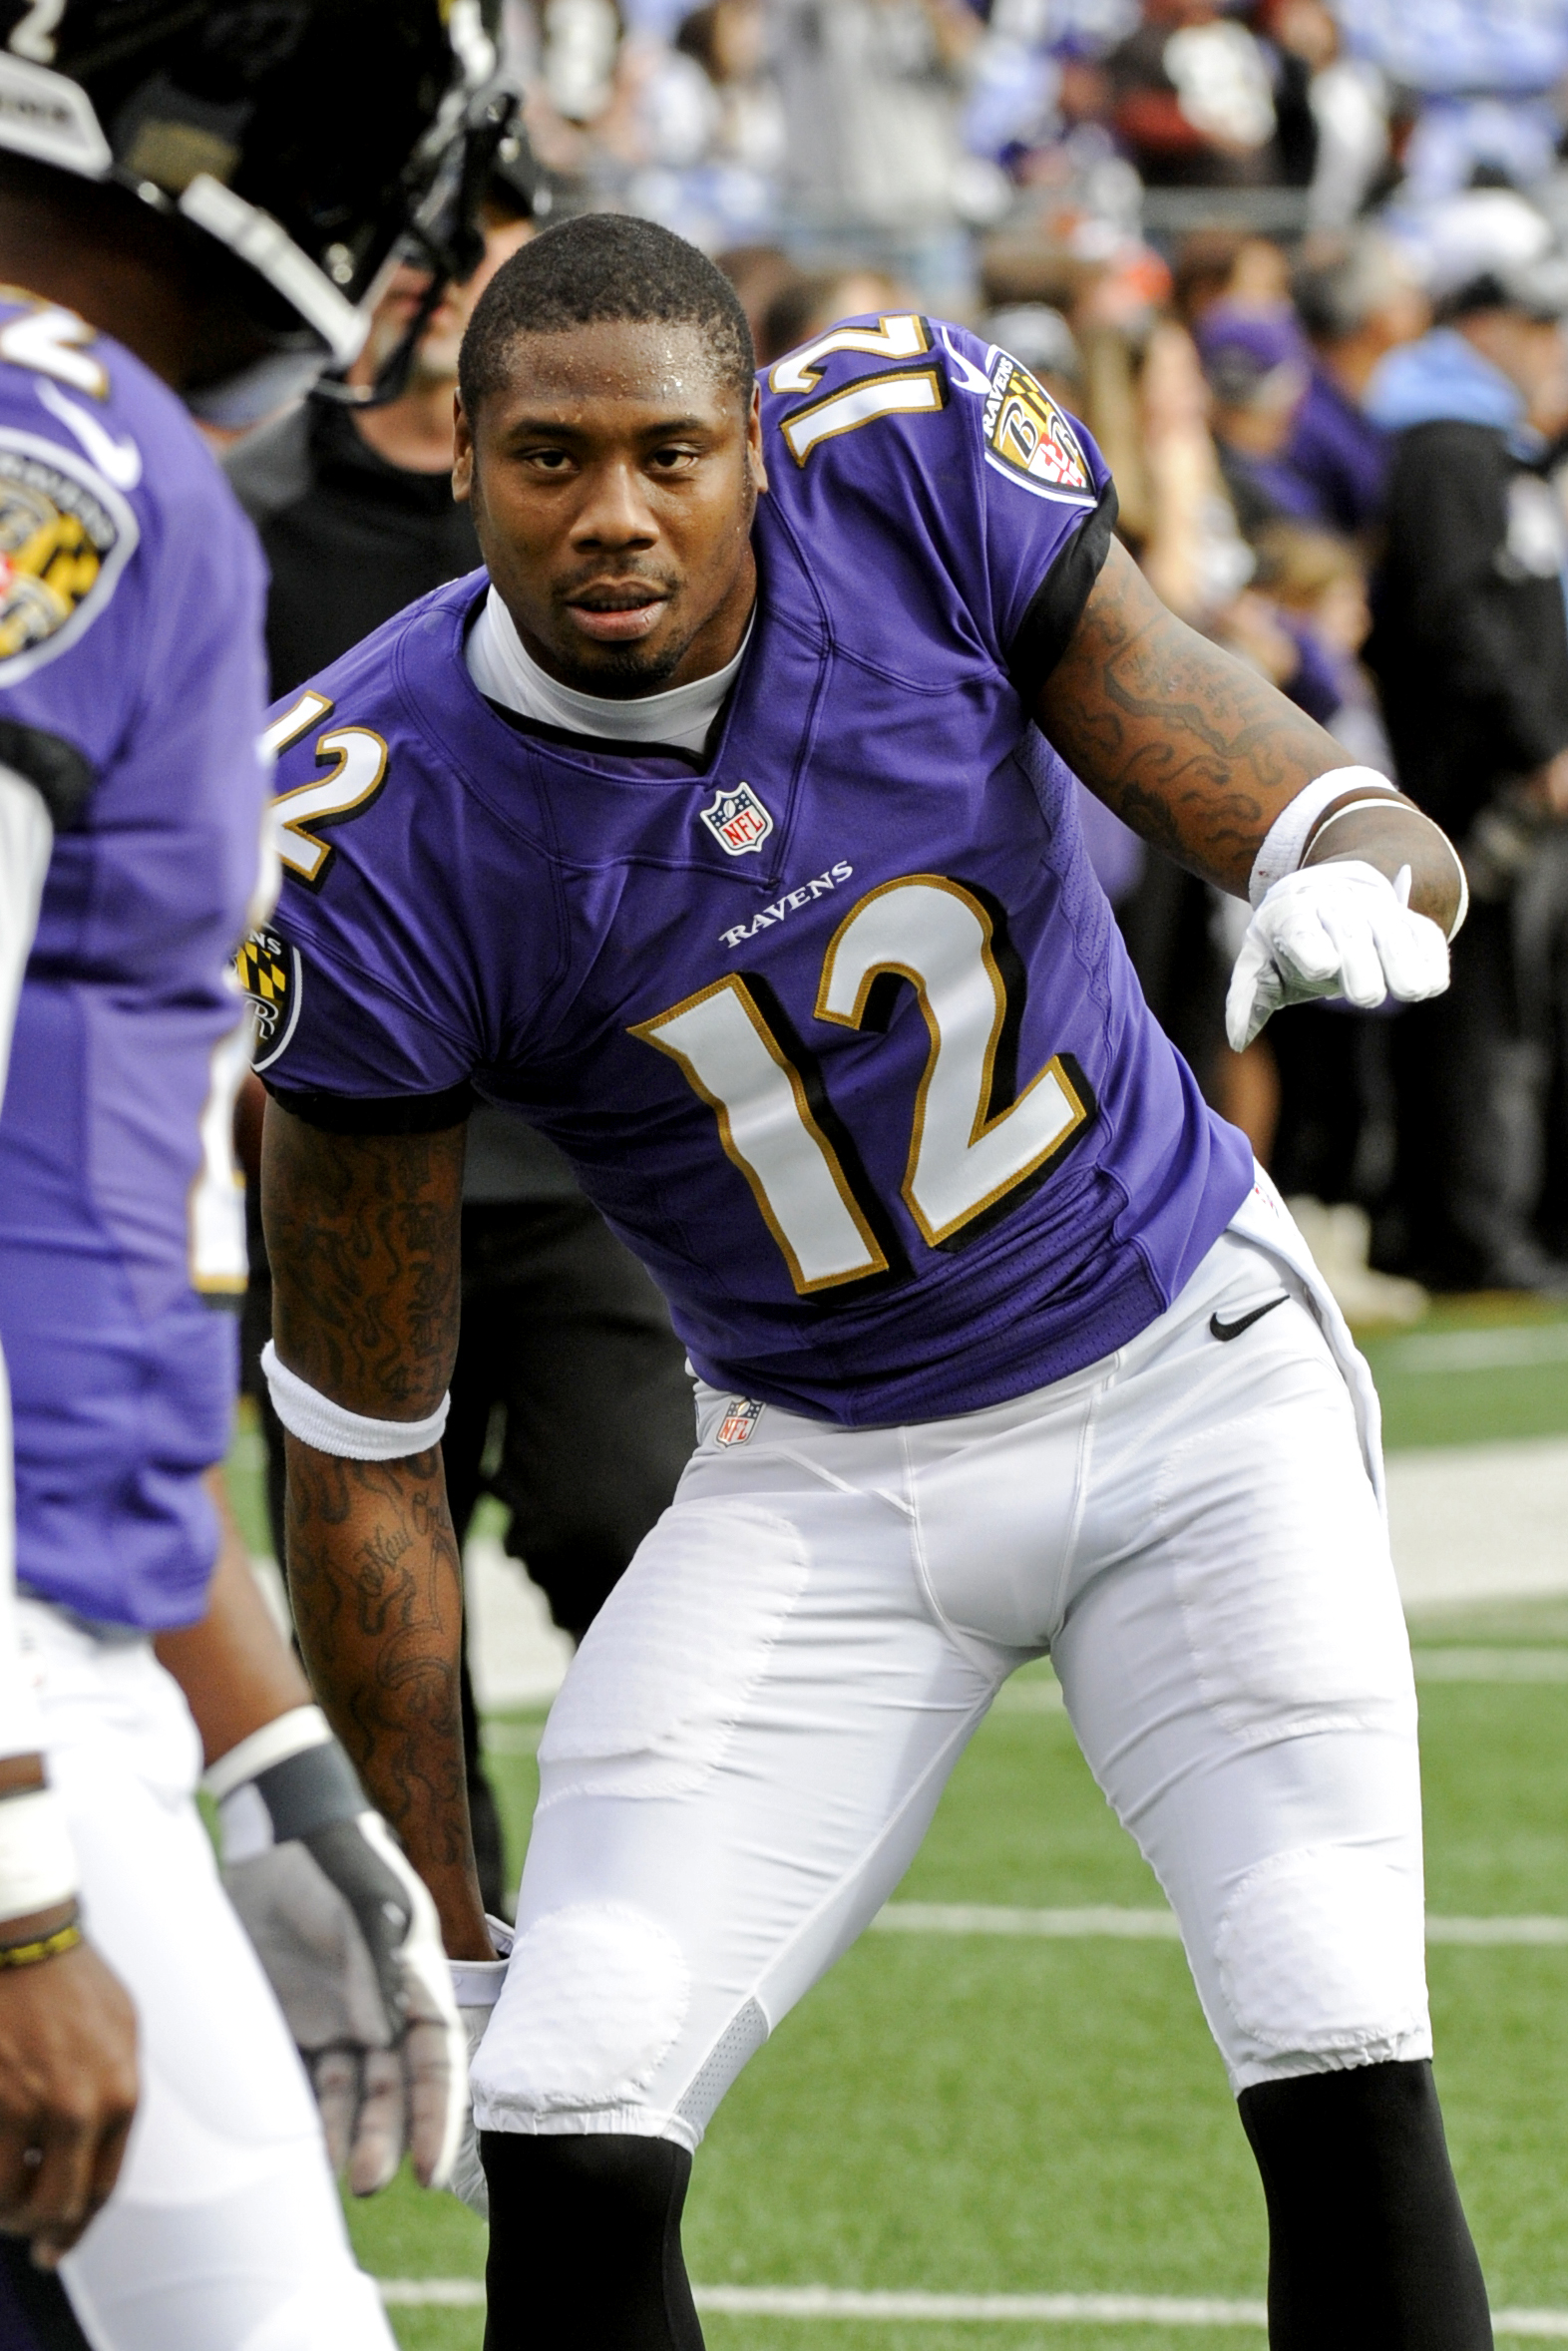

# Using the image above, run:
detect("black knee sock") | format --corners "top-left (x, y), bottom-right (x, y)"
top-left (1238, 2060), bottom-right (1492, 2349)
top-left (0, 2238), bottom-right (94, 2351)
top-left (481, 2132), bottom-right (704, 2351)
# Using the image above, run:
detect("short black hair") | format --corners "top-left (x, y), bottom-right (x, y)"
top-left (458, 212), bottom-right (756, 418)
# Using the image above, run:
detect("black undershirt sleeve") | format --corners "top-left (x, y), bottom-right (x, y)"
top-left (261, 1077), bottom-right (476, 1135)
top-left (0, 721), bottom-right (96, 830)
top-left (1004, 474), bottom-right (1120, 706)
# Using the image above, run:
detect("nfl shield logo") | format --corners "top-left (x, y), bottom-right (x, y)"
top-left (700, 780), bottom-right (773, 857)
top-left (716, 1397), bottom-right (764, 1446)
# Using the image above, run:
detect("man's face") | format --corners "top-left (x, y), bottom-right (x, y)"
top-left (353, 213), bottom-right (535, 391)
top-left (454, 318), bottom-right (766, 696)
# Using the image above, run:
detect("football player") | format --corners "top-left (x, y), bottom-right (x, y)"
top-left (0, 4), bottom-right (512, 2344)
top-left (253, 215), bottom-right (1488, 2349)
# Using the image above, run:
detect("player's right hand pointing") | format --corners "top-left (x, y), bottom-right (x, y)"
top-left (210, 1720), bottom-right (467, 2195)
top-left (0, 1921), bottom-right (138, 2266)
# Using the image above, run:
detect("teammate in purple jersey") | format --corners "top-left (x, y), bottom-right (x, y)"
top-left (0, 5), bottom-right (523, 2343)
top-left (253, 216), bottom-right (1484, 2350)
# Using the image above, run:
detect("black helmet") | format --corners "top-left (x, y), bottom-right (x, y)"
top-left (0, 0), bottom-right (517, 414)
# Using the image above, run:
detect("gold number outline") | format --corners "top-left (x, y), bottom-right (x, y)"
top-left (814, 875), bottom-right (1092, 1248)
top-left (779, 366), bottom-right (948, 468)
top-left (631, 972), bottom-right (893, 1297)
top-left (269, 711), bottom-right (390, 891)
top-left (822, 879), bottom-right (1090, 1250)
top-left (768, 313), bottom-right (932, 397)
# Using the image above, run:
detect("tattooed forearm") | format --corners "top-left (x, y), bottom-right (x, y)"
top-left (1036, 540), bottom-right (1353, 895)
top-left (261, 1104), bottom-right (466, 1416)
top-left (281, 1437), bottom-right (489, 1953)
top-left (261, 1101), bottom-right (488, 1955)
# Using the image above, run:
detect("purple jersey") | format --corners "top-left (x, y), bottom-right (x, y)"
top-left (254, 316), bottom-right (1252, 1424)
top-left (0, 291), bottom-right (269, 1626)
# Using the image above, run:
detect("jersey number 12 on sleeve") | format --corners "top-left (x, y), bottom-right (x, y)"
top-left (633, 876), bottom-right (1091, 1294)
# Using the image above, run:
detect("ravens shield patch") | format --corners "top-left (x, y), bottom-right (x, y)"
top-left (236, 926), bottom-right (302, 1072)
top-left (0, 430), bottom-right (138, 683)
top-left (981, 354), bottom-right (1091, 500)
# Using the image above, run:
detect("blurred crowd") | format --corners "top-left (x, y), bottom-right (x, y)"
top-left (459, 0), bottom-right (1568, 1314)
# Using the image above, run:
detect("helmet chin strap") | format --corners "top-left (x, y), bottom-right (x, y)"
top-left (312, 77), bottom-right (517, 412)
top-left (310, 263), bottom-right (452, 412)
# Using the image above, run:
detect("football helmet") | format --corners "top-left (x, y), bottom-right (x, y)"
top-left (0, 0), bottom-right (516, 414)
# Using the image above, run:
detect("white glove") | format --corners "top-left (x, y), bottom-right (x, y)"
top-left (448, 1917), bottom-right (513, 2217)
top-left (211, 1724), bottom-right (467, 2195)
top-left (1225, 860), bottom-right (1450, 1053)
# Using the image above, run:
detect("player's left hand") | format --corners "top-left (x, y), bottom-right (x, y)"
top-left (213, 1736), bottom-right (467, 2195)
top-left (1225, 860), bottom-right (1450, 1052)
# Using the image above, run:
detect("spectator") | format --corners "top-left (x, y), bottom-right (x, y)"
top-left (227, 173), bottom-right (536, 690)
top-left (674, 0), bottom-right (782, 170)
top-left (1172, 227), bottom-right (1293, 326)
top-left (227, 173), bottom-right (697, 1909)
top-left (1288, 230), bottom-right (1427, 534)
top-left (980, 299), bottom-right (1085, 406)
top-left (1105, 0), bottom-right (1281, 188)
top-left (1254, 0), bottom-right (1341, 188)
top-left (717, 239), bottom-right (804, 349)
top-left (1104, 310), bottom-right (1253, 620)
top-left (1196, 302), bottom-right (1322, 533)
top-left (1365, 189), bottom-right (1568, 1292)
top-left (626, 0), bottom-right (786, 247)
top-left (758, 263), bottom-right (914, 365)
top-left (771, 0), bottom-right (977, 304)
top-left (1252, 521), bottom-right (1391, 766)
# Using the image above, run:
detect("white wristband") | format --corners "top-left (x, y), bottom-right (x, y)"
top-left (1249, 768), bottom-right (1400, 906)
top-left (262, 1341), bottom-right (451, 1461)
top-left (204, 1702), bottom-right (333, 1801)
top-left (0, 1787), bottom-right (77, 1921)
top-left (452, 1914), bottom-right (515, 2010)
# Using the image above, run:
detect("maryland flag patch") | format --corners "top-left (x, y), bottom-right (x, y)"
top-left (981, 353), bottom-right (1091, 500)
top-left (0, 430), bottom-right (137, 682)
top-left (236, 925), bottom-right (302, 1073)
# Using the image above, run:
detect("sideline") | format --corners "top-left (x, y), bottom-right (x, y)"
top-left (872, 1904), bottom-right (1568, 1945)
top-left (373, 2280), bottom-right (1568, 2333)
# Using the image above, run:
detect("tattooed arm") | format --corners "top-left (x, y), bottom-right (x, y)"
top-left (1037, 540), bottom-right (1463, 934)
top-left (260, 1098), bottom-right (491, 1960)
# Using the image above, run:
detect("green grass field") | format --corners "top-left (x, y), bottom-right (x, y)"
top-left (228, 1302), bottom-right (1568, 2346)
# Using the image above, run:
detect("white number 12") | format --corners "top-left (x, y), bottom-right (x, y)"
top-left (634, 875), bottom-right (1090, 1294)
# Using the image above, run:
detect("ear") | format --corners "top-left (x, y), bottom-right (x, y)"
top-left (746, 380), bottom-right (769, 497)
top-left (452, 394), bottom-right (475, 504)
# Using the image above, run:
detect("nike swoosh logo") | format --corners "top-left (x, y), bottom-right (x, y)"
top-left (1209, 1295), bottom-right (1290, 1343)
top-left (35, 377), bottom-right (142, 491)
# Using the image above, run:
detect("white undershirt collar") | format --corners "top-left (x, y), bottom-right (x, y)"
top-left (466, 585), bottom-right (750, 755)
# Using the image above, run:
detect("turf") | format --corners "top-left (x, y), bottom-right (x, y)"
top-left (1361, 1299), bottom-right (1568, 1450)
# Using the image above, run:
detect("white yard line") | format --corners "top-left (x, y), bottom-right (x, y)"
top-left (696, 2288), bottom-right (1266, 2325)
top-left (1386, 1437), bottom-right (1568, 1609)
top-left (1383, 1328), bottom-right (1568, 1373)
top-left (372, 2281), bottom-right (1568, 2333)
top-left (1413, 1649), bottom-right (1568, 1680)
top-left (379, 2280), bottom-right (486, 2304)
top-left (872, 1904), bottom-right (1568, 1945)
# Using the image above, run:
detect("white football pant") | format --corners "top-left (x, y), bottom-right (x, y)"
top-left (16, 1599), bottom-right (394, 2351)
top-left (472, 1206), bottom-right (1429, 2149)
